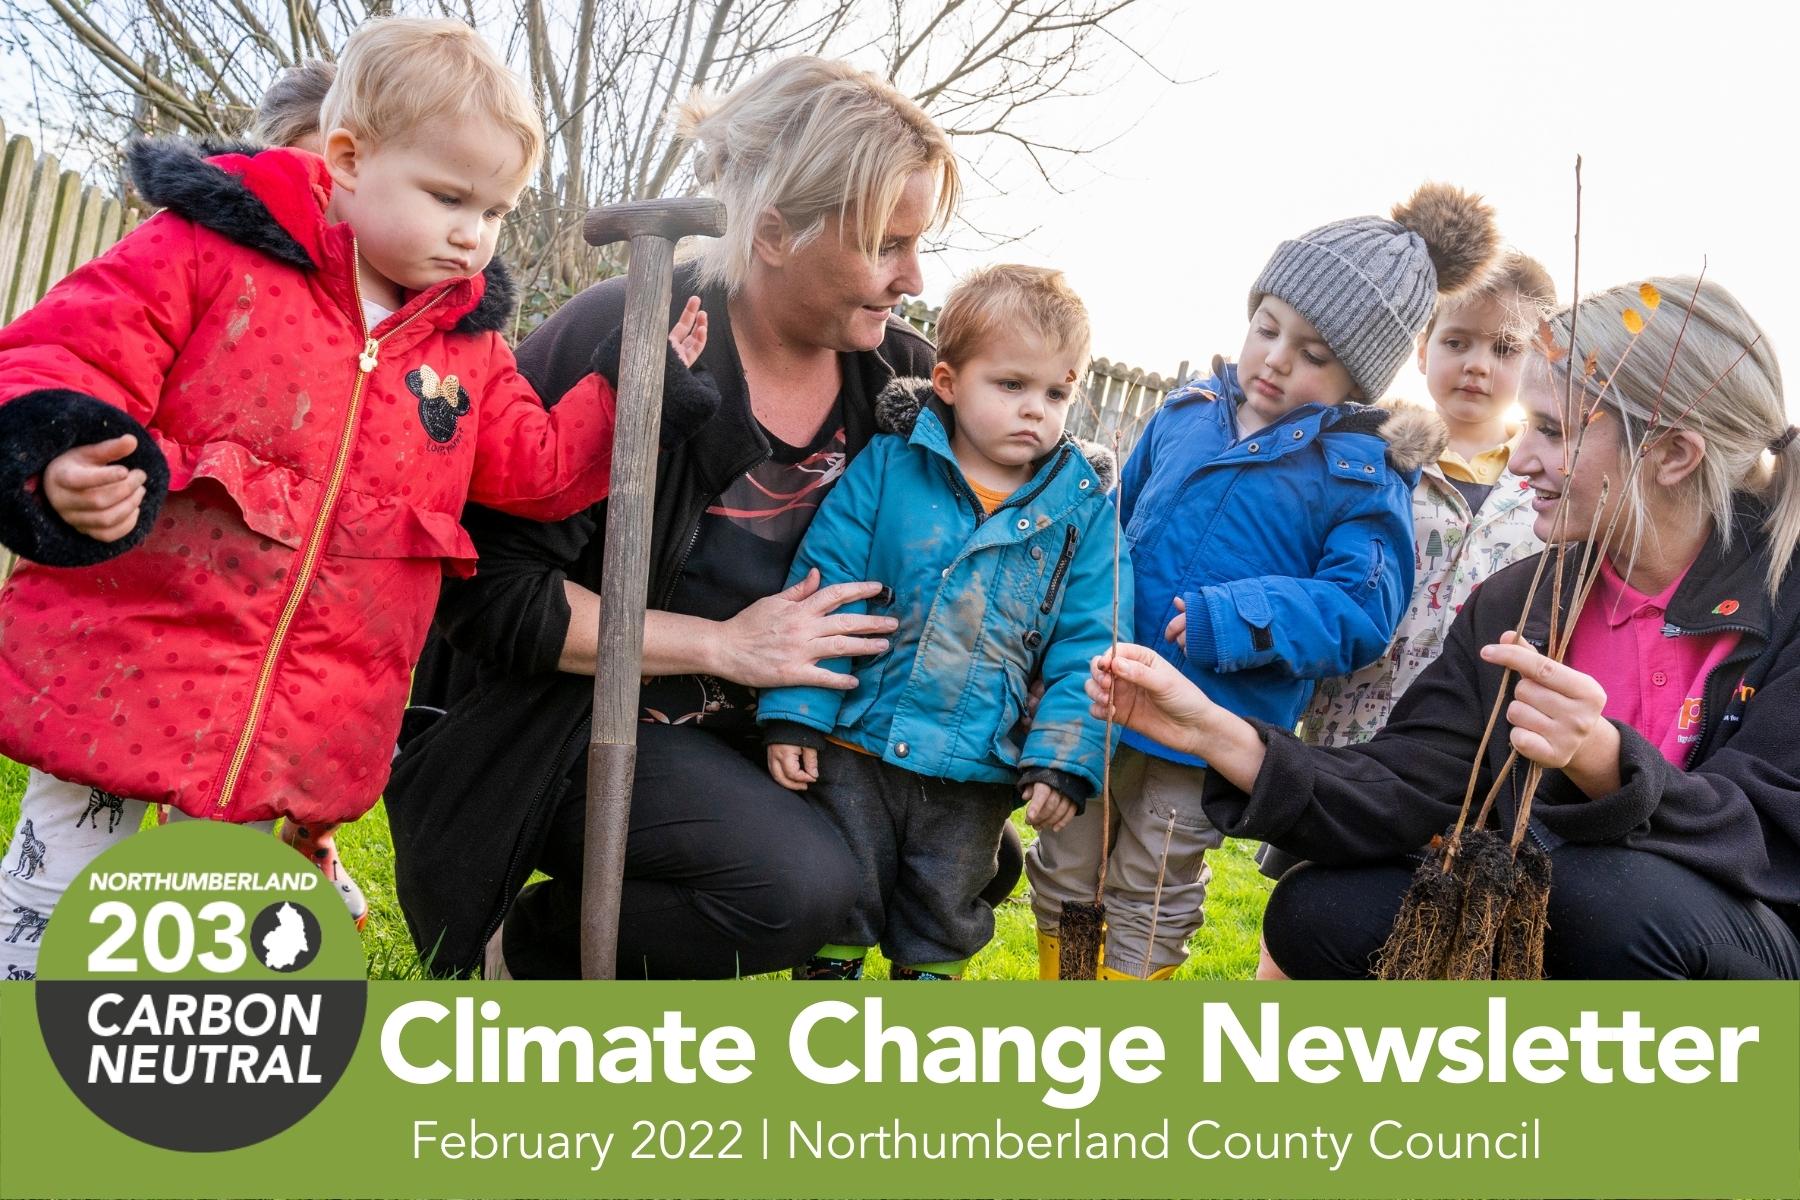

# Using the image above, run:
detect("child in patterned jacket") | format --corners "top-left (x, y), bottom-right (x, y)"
top-left (1299, 253), bottom-right (1555, 749)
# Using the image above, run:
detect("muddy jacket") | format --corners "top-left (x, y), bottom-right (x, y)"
top-left (383, 268), bottom-right (934, 974)
top-left (1206, 496), bottom-right (1800, 927)
top-left (757, 382), bottom-right (1130, 804)
top-left (1119, 363), bottom-right (1445, 766)
top-left (0, 141), bottom-right (654, 823)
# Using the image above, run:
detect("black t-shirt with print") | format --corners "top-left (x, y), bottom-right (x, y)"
top-left (638, 371), bottom-right (859, 742)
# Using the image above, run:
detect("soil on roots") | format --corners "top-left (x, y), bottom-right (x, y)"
top-left (1439, 829), bottom-right (1518, 980)
top-left (1494, 839), bottom-right (1553, 980)
top-left (1058, 900), bottom-right (1106, 980)
top-left (1375, 848), bottom-right (1463, 980)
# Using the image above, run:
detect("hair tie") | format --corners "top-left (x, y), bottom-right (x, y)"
top-left (1772, 425), bottom-right (1800, 454)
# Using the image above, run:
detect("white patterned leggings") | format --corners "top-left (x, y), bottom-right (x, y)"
top-left (0, 770), bottom-right (273, 980)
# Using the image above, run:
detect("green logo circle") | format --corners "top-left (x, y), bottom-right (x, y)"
top-left (34, 820), bottom-right (366, 1151)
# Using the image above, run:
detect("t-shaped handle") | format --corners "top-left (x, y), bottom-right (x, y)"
top-left (584, 197), bottom-right (728, 248)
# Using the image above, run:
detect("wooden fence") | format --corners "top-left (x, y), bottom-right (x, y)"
top-left (0, 121), bottom-right (144, 580)
top-left (896, 300), bottom-right (1191, 456)
top-left (0, 119), bottom-right (141, 326)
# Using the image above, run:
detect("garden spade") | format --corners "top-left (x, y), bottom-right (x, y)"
top-left (580, 197), bottom-right (727, 979)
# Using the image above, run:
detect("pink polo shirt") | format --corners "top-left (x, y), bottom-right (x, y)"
top-left (1565, 559), bottom-right (1740, 766)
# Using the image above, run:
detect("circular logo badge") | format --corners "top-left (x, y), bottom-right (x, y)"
top-left (34, 820), bottom-right (367, 1152)
top-left (249, 900), bottom-right (324, 973)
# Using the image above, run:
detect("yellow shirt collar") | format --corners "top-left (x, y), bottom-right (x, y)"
top-left (1438, 431), bottom-right (1518, 485)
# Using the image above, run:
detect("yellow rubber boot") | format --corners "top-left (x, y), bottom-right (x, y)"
top-left (1037, 931), bottom-right (1061, 980)
top-left (1098, 963), bottom-right (1178, 981)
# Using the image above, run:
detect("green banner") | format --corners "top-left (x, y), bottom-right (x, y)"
top-left (5, 982), bottom-right (1798, 1197)
top-left (2, 824), bottom-right (1796, 1198)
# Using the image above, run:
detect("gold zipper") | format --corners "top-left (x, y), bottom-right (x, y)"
top-left (215, 248), bottom-right (448, 811)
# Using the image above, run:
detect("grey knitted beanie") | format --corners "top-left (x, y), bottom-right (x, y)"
top-left (1249, 183), bottom-right (1500, 401)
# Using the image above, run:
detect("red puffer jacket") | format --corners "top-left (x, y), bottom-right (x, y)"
top-left (0, 141), bottom-right (631, 823)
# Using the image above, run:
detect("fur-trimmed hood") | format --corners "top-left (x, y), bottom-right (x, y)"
top-left (1368, 398), bottom-right (1450, 475)
top-left (125, 137), bottom-right (515, 335)
top-left (873, 375), bottom-right (1119, 492)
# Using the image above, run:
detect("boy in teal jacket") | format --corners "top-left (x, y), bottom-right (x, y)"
top-left (757, 265), bottom-right (1129, 981)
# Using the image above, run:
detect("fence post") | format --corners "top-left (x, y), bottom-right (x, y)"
top-left (0, 122), bottom-right (145, 578)
top-left (0, 128), bottom-right (36, 325)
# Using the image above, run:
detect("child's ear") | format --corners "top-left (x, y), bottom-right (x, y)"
top-left (931, 360), bottom-right (958, 405)
top-left (321, 128), bottom-right (363, 192)
top-left (1416, 331), bottom-right (1431, 375)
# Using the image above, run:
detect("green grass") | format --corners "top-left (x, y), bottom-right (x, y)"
top-left (0, 760), bottom-right (1270, 981)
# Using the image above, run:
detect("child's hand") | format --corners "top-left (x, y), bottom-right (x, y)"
top-left (1162, 595), bottom-right (1187, 647)
top-left (42, 435), bottom-right (148, 543)
top-left (669, 296), bottom-right (708, 368)
top-left (767, 743), bottom-right (819, 791)
top-left (1023, 782), bottom-right (1077, 833)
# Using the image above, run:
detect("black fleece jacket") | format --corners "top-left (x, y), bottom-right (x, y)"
top-left (387, 266), bottom-right (934, 974)
top-left (1205, 496), bottom-right (1800, 927)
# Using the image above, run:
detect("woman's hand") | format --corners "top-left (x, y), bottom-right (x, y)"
top-left (1086, 644), bottom-right (1215, 758)
top-left (714, 569), bottom-right (897, 689)
top-left (1086, 644), bottom-right (1270, 793)
top-left (1481, 631), bottom-right (1622, 794)
top-left (668, 296), bottom-right (708, 367)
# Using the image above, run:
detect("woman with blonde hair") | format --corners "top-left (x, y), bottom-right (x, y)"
top-left (1088, 276), bottom-right (1800, 979)
top-left (388, 57), bottom-right (984, 978)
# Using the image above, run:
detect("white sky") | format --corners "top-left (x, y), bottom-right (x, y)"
top-left (924, 0), bottom-right (1798, 413)
top-left (2, 0), bottom-right (1792, 414)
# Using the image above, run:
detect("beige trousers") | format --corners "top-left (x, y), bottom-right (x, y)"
top-left (1026, 746), bottom-right (1222, 976)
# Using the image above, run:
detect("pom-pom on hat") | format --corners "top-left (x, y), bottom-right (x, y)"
top-left (1249, 182), bottom-right (1500, 401)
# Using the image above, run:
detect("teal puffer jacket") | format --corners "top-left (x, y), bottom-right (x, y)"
top-left (755, 381), bottom-right (1131, 804)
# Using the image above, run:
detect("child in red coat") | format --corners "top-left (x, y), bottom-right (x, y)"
top-left (0, 18), bottom-right (713, 978)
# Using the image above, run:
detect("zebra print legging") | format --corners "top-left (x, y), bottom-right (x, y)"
top-left (0, 770), bottom-right (273, 980)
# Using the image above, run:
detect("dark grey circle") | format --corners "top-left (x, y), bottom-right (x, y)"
top-left (38, 981), bottom-right (366, 1152)
top-left (249, 902), bottom-right (322, 973)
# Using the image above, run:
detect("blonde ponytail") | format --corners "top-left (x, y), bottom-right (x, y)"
top-left (1763, 425), bottom-right (1800, 598)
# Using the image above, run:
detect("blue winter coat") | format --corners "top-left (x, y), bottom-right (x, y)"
top-left (1120, 363), bottom-right (1444, 766)
top-left (756, 382), bottom-right (1132, 804)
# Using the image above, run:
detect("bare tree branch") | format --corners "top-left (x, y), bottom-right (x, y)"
top-left (5, 0), bottom-right (1186, 322)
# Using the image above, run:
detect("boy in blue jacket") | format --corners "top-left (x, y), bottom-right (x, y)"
top-left (1028, 184), bottom-right (1488, 979)
top-left (757, 265), bottom-right (1129, 981)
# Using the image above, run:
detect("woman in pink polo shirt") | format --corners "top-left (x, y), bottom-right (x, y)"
top-left (1087, 276), bottom-right (1800, 979)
